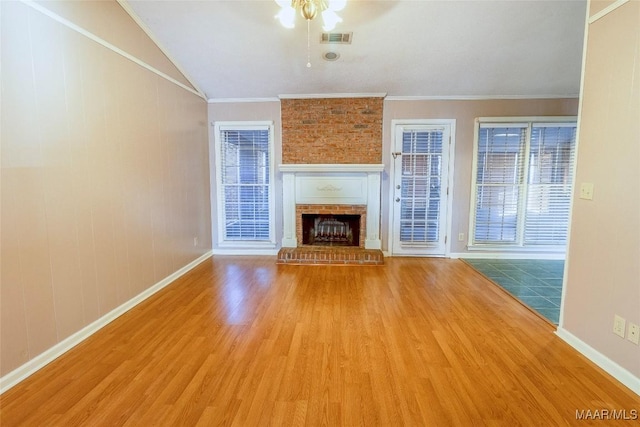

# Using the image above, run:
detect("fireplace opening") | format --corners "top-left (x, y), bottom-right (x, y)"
top-left (302, 214), bottom-right (360, 246)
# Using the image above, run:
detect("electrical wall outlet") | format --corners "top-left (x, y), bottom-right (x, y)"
top-left (613, 315), bottom-right (626, 338)
top-left (458, 232), bottom-right (465, 241)
top-left (193, 236), bottom-right (199, 247)
top-left (627, 322), bottom-right (640, 345)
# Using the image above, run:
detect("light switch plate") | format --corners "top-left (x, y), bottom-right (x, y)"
top-left (613, 315), bottom-right (626, 338)
top-left (580, 183), bottom-right (594, 200)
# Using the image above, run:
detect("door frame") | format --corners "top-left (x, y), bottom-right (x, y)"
top-left (388, 119), bottom-right (456, 257)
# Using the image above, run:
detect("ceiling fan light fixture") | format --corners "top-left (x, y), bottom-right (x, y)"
top-left (275, 0), bottom-right (346, 67)
top-left (275, 0), bottom-right (345, 29)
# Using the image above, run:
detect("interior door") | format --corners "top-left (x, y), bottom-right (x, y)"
top-left (391, 123), bottom-right (452, 256)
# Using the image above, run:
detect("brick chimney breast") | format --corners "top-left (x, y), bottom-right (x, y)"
top-left (281, 97), bottom-right (383, 164)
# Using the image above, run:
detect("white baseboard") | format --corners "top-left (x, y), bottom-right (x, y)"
top-left (0, 251), bottom-right (213, 395)
top-left (387, 253), bottom-right (447, 258)
top-left (449, 252), bottom-right (565, 260)
top-left (556, 327), bottom-right (640, 396)
top-left (212, 248), bottom-right (279, 256)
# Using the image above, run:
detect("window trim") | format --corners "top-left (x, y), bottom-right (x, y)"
top-left (468, 116), bottom-right (577, 252)
top-left (214, 121), bottom-right (276, 248)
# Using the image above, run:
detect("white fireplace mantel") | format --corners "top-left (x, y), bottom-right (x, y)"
top-left (279, 164), bottom-right (384, 249)
top-left (279, 164), bottom-right (385, 173)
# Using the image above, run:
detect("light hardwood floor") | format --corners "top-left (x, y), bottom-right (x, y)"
top-left (1, 257), bottom-right (638, 426)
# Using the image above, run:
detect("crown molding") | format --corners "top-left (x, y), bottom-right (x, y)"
top-left (207, 94), bottom-right (579, 103)
top-left (385, 94), bottom-right (579, 101)
top-left (278, 163), bottom-right (385, 173)
top-left (278, 93), bottom-right (387, 99)
top-left (207, 98), bottom-right (281, 104)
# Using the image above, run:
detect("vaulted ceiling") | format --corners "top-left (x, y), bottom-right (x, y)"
top-left (125, 0), bottom-right (587, 101)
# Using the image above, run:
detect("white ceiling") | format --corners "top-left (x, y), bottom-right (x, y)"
top-left (125, 0), bottom-right (587, 101)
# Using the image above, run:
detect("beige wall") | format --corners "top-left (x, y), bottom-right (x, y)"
top-left (0, 1), bottom-right (211, 376)
top-left (208, 98), bottom-right (578, 253)
top-left (382, 98), bottom-right (579, 253)
top-left (562, 0), bottom-right (640, 378)
top-left (33, 0), bottom-right (195, 90)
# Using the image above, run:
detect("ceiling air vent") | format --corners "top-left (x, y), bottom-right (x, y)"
top-left (320, 32), bottom-right (352, 44)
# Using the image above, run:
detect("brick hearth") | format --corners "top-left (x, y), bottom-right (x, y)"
top-left (280, 203), bottom-right (384, 265)
top-left (276, 246), bottom-right (384, 265)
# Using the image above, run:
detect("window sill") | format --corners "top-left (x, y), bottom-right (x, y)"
top-left (217, 241), bottom-right (277, 249)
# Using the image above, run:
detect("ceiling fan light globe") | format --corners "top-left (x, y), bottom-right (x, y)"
top-left (321, 9), bottom-right (341, 31)
top-left (274, 0), bottom-right (291, 8)
top-left (276, 6), bottom-right (296, 28)
top-left (328, 0), bottom-right (346, 12)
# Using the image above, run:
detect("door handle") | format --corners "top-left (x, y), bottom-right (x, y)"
top-left (392, 152), bottom-right (402, 159)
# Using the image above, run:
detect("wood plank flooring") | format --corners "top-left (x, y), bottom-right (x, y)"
top-left (1, 257), bottom-right (638, 426)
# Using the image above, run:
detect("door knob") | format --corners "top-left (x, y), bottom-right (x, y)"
top-left (395, 197), bottom-right (400, 202)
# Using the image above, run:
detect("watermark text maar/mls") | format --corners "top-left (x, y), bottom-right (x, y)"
top-left (576, 409), bottom-right (638, 421)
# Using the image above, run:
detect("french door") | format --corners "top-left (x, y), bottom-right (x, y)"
top-left (391, 121), bottom-right (454, 256)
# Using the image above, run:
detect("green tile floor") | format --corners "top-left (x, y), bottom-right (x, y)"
top-left (463, 259), bottom-right (565, 325)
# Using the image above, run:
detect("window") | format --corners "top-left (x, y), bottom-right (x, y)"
top-left (215, 122), bottom-right (275, 247)
top-left (470, 118), bottom-right (577, 250)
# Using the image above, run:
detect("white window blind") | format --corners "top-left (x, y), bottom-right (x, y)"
top-left (400, 128), bottom-right (444, 245)
top-left (474, 124), bottom-right (527, 244)
top-left (216, 124), bottom-right (274, 245)
top-left (524, 124), bottom-right (576, 245)
top-left (470, 119), bottom-right (576, 250)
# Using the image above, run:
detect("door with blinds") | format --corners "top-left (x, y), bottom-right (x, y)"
top-left (391, 122), bottom-right (453, 256)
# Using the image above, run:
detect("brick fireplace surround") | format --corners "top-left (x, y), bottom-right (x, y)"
top-left (276, 164), bottom-right (384, 265)
top-left (276, 97), bottom-right (385, 265)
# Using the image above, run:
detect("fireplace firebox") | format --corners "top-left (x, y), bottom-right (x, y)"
top-left (302, 214), bottom-right (360, 246)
